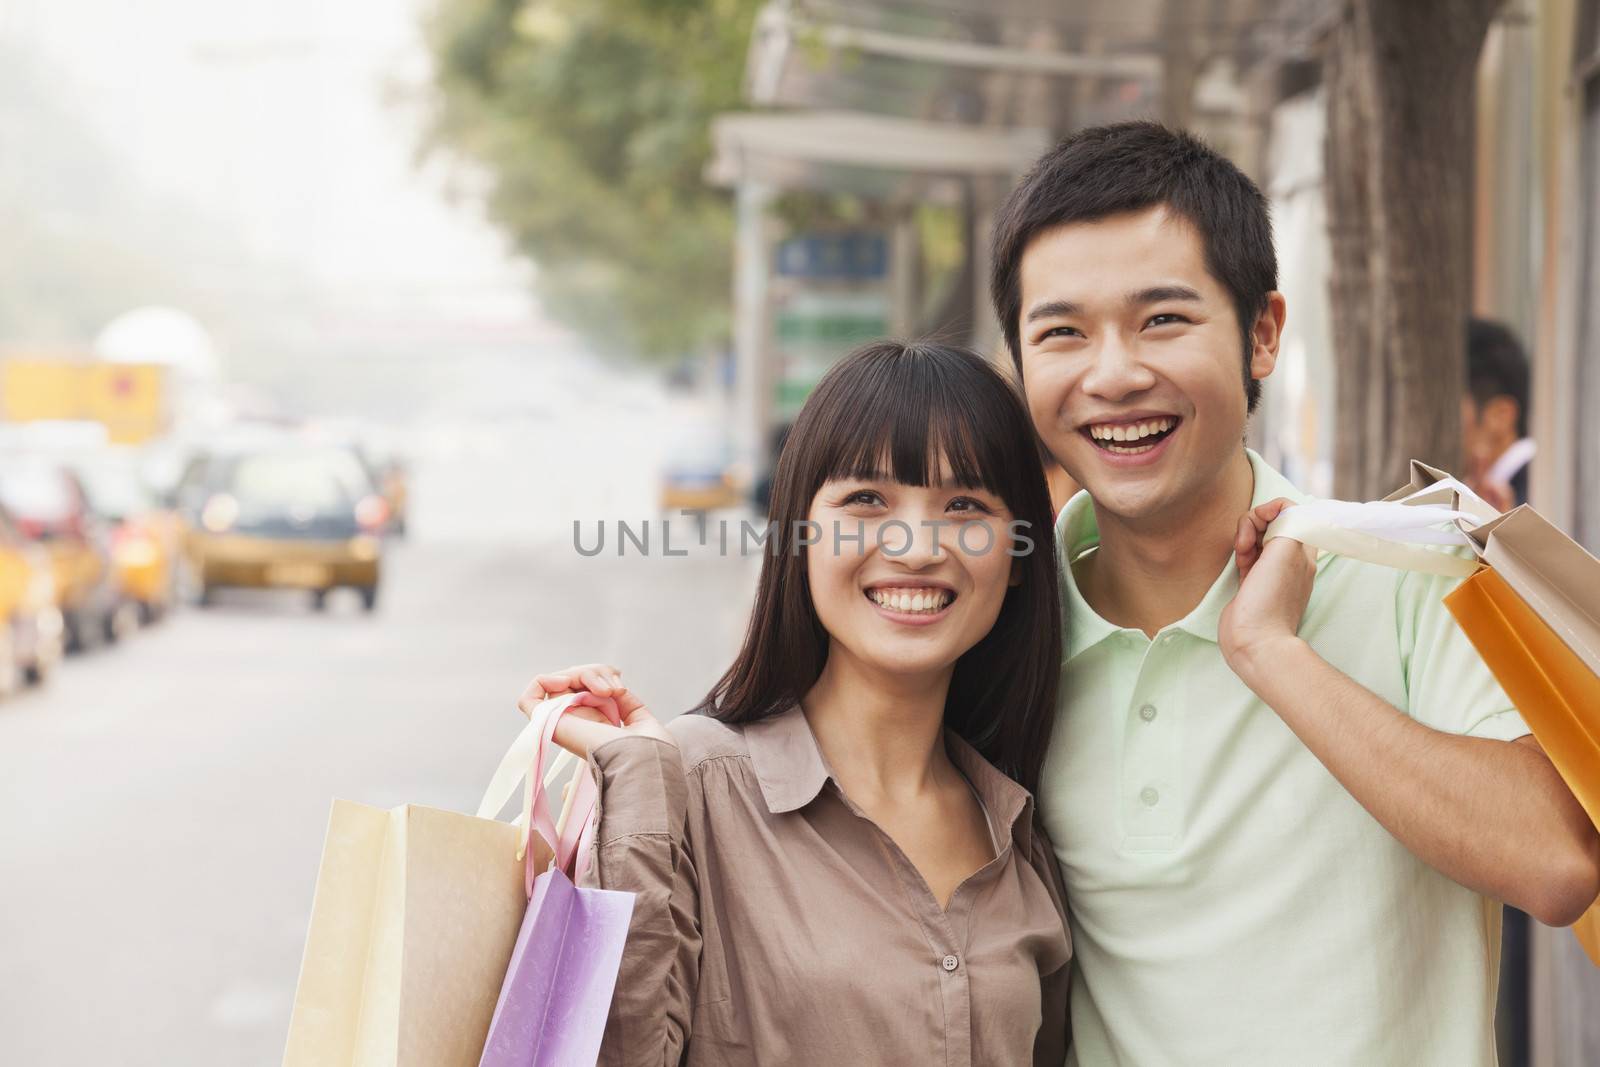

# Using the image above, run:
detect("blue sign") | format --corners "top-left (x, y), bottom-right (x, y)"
top-left (774, 233), bottom-right (889, 281)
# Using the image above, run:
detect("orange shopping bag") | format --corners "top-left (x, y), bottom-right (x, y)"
top-left (1443, 501), bottom-right (1600, 967)
top-left (1445, 568), bottom-right (1600, 964)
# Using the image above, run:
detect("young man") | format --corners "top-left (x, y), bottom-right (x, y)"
top-left (1462, 317), bottom-right (1535, 511)
top-left (991, 122), bottom-right (1599, 1065)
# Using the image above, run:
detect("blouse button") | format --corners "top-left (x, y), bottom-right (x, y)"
top-left (941, 954), bottom-right (960, 973)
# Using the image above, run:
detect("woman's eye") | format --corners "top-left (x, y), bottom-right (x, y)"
top-left (1146, 313), bottom-right (1189, 328)
top-left (841, 489), bottom-right (884, 507)
top-left (948, 497), bottom-right (993, 514)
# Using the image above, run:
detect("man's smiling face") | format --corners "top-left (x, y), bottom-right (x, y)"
top-left (1017, 204), bottom-right (1280, 526)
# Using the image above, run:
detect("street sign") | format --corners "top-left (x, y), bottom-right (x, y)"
top-left (774, 232), bottom-right (888, 281)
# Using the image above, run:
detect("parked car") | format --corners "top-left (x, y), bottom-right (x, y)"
top-left (0, 504), bottom-right (64, 694)
top-left (72, 454), bottom-right (183, 623)
top-left (0, 460), bottom-right (130, 650)
top-left (176, 444), bottom-right (386, 611)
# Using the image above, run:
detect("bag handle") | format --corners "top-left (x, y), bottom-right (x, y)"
top-left (476, 692), bottom-right (623, 894)
top-left (1264, 504), bottom-right (1481, 578)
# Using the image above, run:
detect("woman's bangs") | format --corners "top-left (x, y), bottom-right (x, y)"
top-left (817, 358), bottom-right (1008, 496)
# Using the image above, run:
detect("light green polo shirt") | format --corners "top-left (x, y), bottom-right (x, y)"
top-left (1044, 450), bottom-right (1528, 1067)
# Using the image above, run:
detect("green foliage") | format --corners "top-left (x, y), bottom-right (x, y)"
top-left (422, 0), bottom-right (764, 360)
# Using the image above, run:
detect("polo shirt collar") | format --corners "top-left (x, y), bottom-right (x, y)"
top-left (744, 702), bottom-right (1037, 854)
top-left (1057, 449), bottom-right (1311, 659)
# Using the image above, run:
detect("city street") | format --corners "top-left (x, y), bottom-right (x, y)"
top-left (0, 528), bottom-right (757, 1064)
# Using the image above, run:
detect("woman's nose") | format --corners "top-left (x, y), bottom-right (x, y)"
top-left (877, 514), bottom-right (951, 564)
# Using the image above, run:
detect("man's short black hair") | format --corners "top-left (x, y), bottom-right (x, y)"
top-left (990, 121), bottom-right (1278, 412)
top-left (1466, 318), bottom-right (1530, 437)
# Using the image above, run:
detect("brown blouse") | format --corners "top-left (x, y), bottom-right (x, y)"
top-left (577, 704), bottom-right (1073, 1067)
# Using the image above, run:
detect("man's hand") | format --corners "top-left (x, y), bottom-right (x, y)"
top-left (516, 663), bottom-right (673, 760)
top-left (1218, 498), bottom-right (1319, 679)
top-left (1466, 476), bottom-right (1515, 514)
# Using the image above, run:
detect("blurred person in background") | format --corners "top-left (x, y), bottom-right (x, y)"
top-left (520, 342), bottom-right (1074, 1066)
top-left (1462, 318), bottom-right (1535, 512)
top-left (1461, 318), bottom-right (1537, 1067)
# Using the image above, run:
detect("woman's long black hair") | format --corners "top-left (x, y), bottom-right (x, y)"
top-left (696, 340), bottom-right (1062, 794)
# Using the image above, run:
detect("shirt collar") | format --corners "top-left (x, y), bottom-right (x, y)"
top-left (744, 702), bottom-right (1037, 855)
top-left (1057, 449), bottom-right (1310, 659)
top-left (944, 731), bottom-right (1036, 856)
top-left (744, 703), bottom-right (832, 814)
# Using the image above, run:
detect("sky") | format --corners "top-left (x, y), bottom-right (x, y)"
top-left (2, 0), bottom-right (542, 328)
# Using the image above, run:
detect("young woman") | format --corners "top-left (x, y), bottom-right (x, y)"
top-left (521, 340), bottom-right (1071, 1066)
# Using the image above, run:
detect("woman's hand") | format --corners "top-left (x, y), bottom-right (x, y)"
top-left (1218, 498), bottom-right (1319, 683)
top-left (516, 663), bottom-right (674, 760)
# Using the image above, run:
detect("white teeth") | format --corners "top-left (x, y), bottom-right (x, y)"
top-left (1089, 417), bottom-right (1175, 445)
top-left (868, 588), bottom-right (952, 614)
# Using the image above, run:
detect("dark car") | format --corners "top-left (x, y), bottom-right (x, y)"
top-left (176, 444), bottom-right (386, 611)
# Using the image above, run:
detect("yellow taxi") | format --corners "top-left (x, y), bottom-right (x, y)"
top-left (659, 425), bottom-right (743, 513)
top-left (176, 443), bottom-right (386, 612)
top-left (0, 506), bottom-right (63, 694)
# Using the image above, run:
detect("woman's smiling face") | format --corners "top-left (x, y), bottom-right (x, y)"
top-left (805, 458), bottom-right (1021, 682)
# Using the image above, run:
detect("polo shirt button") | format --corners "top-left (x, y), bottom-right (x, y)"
top-left (1139, 704), bottom-right (1158, 722)
top-left (1140, 787), bottom-right (1160, 807)
top-left (941, 954), bottom-right (960, 973)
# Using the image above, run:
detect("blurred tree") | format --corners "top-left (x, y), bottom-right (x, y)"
top-left (1322, 0), bottom-right (1502, 499)
top-left (422, 0), bottom-right (764, 361)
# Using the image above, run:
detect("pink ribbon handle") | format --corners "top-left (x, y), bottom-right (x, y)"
top-left (521, 692), bottom-right (622, 896)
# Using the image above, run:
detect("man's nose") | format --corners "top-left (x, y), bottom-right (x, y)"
top-left (1081, 333), bottom-right (1157, 401)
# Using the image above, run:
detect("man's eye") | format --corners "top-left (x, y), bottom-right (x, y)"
top-left (1146, 313), bottom-right (1190, 328)
top-left (1040, 326), bottom-right (1083, 341)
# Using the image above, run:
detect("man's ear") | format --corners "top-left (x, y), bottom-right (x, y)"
top-left (1248, 291), bottom-right (1289, 383)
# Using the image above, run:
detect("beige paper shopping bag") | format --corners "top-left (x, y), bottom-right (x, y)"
top-left (281, 699), bottom-right (588, 1067)
top-left (283, 801), bottom-right (540, 1067)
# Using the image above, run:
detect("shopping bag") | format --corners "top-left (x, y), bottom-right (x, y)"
top-left (282, 698), bottom-right (584, 1066)
top-left (1443, 564), bottom-right (1600, 966)
top-left (1265, 465), bottom-right (1600, 964)
top-left (477, 693), bottom-right (636, 1067)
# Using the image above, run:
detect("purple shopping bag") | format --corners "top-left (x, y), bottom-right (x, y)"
top-left (477, 693), bottom-right (637, 1067)
top-left (477, 867), bottom-right (635, 1067)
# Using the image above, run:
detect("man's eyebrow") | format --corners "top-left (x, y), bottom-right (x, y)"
top-left (1127, 285), bottom-right (1202, 307)
top-left (1025, 299), bottom-right (1082, 323)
